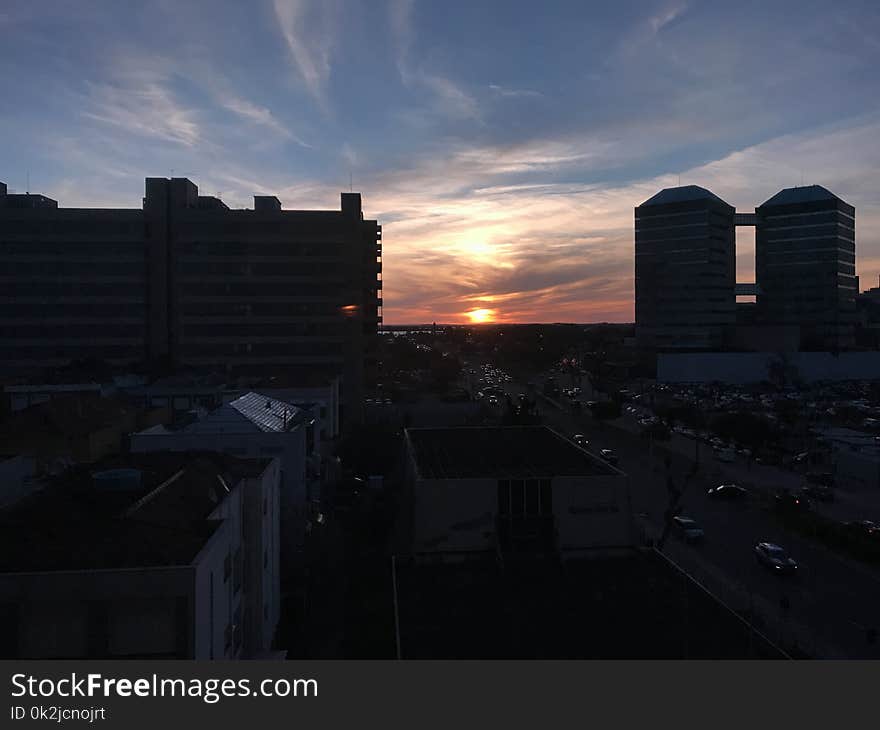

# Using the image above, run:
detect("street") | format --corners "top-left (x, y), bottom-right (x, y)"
top-left (502, 375), bottom-right (880, 658)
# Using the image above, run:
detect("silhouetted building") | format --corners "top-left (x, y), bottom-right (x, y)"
top-left (635, 186), bottom-right (735, 350)
top-left (755, 185), bottom-right (856, 351)
top-left (856, 279), bottom-right (880, 349)
top-left (0, 177), bottom-right (382, 428)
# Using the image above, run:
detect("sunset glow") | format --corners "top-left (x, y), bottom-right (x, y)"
top-left (466, 308), bottom-right (496, 324)
top-left (1, 2), bottom-right (878, 324)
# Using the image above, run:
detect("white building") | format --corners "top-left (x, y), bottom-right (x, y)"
top-left (130, 392), bottom-right (313, 556)
top-left (403, 426), bottom-right (633, 560)
top-left (0, 452), bottom-right (281, 659)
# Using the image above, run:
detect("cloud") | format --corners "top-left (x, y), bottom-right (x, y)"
top-left (488, 84), bottom-right (543, 99)
top-left (272, 0), bottom-right (338, 110)
top-left (649, 1), bottom-right (688, 35)
top-left (364, 114), bottom-right (880, 324)
top-left (219, 95), bottom-right (311, 147)
top-left (81, 76), bottom-right (200, 147)
top-left (389, 0), bottom-right (482, 123)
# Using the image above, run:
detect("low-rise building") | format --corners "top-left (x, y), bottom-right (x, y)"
top-left (0, 451), bottom-right (281, 659)
top-left (403, 426), bottom-right (633, 559)
top-left (130, 392), bottom-right (313, 558)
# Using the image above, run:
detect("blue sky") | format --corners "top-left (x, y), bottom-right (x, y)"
top-left (2, 0), bottom-right (880, 322)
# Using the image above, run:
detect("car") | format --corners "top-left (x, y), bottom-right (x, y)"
top-left (672, 516), bottom-right (705, 543)
top-left (707, 484), bottom-right (748, 500)
top-left (572, 434), bottom-right (589, 447)
top-left (599, 449), bottom-right (619, 465)
top-left (754, 542), bottom-right (798, 574)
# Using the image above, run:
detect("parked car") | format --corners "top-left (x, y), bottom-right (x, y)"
top-left (672, 516), bottom-right (705, 543)
top-left (754, 542), bottom-right (798, 574)
top-left (599, 448), bottom-right (619, 465)
top-left (707, 484), bottom-right (748, 500)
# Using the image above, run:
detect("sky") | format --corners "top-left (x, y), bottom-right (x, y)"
top-left (2, 0), bottom-right (880, 324)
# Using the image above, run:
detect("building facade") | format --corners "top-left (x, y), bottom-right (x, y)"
top-left (0, 177), bottom-right (382, 428)
top-left (403, 426), bottom-right (633, 559)
top-left (635, 186), bottom-right (736, 350)
top-left (755, 185), bottom-right (856, 351)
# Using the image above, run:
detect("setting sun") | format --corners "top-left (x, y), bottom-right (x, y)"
top-left (465, 308), bottom-right (496, 324)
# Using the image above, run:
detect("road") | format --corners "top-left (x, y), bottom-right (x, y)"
top-left (505, 378), bottom-right (880, 658)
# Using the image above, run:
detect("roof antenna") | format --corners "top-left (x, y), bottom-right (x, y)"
top-left (349, 170), bottom-right (353, 193)
top-left (26, 170), bottom-right (30, 194)
top-left (678, 173), bottom-right (681, 187)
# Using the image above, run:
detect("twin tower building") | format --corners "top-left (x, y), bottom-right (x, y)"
top-left (635, 184), bottom-right (857, 352)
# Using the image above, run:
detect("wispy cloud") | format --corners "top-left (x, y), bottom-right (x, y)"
top-left (272, 0), bottom-right (338, 111)
top-left (219, 95), bottom-right (311, 147)
top-left (389, 0), bottom-right (482, 123)
top-left (81, 77), bottom-right (200, 147)
top-left (488, 84), bottom-right (543, 99)
top-left (649, 1), bottom-right (688, 34)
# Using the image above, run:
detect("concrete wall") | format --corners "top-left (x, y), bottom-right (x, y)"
top-left (192, 519), bottom-right (239, 659)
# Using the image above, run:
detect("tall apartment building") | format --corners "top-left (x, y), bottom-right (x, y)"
top-left (0, 178), bottom-right (382, 427)
top-left (635, 185), bottom-right (736, 350)
top-left (755, 185), bottom-right (856, 351)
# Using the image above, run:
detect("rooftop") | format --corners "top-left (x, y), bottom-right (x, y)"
top-left (405, 426), bottom-right (618, 479)
top-left (138, 391), bottom-right (308, 436)
top-left (639, 185), bottom-right (730, 208)
top-left (759, 185), bottom-right (844, 207)
top-left (0, 450), bottom-right (271, 572)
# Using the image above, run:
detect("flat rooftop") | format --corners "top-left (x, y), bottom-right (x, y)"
top-left (406, 426), bottom-right (618, 479)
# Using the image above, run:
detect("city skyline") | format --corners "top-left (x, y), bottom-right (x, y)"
top-left (2, 0), bottom-right (880, 323)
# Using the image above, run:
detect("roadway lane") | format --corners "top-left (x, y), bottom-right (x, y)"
top-left (510, 380), bottom-right (880, 658)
